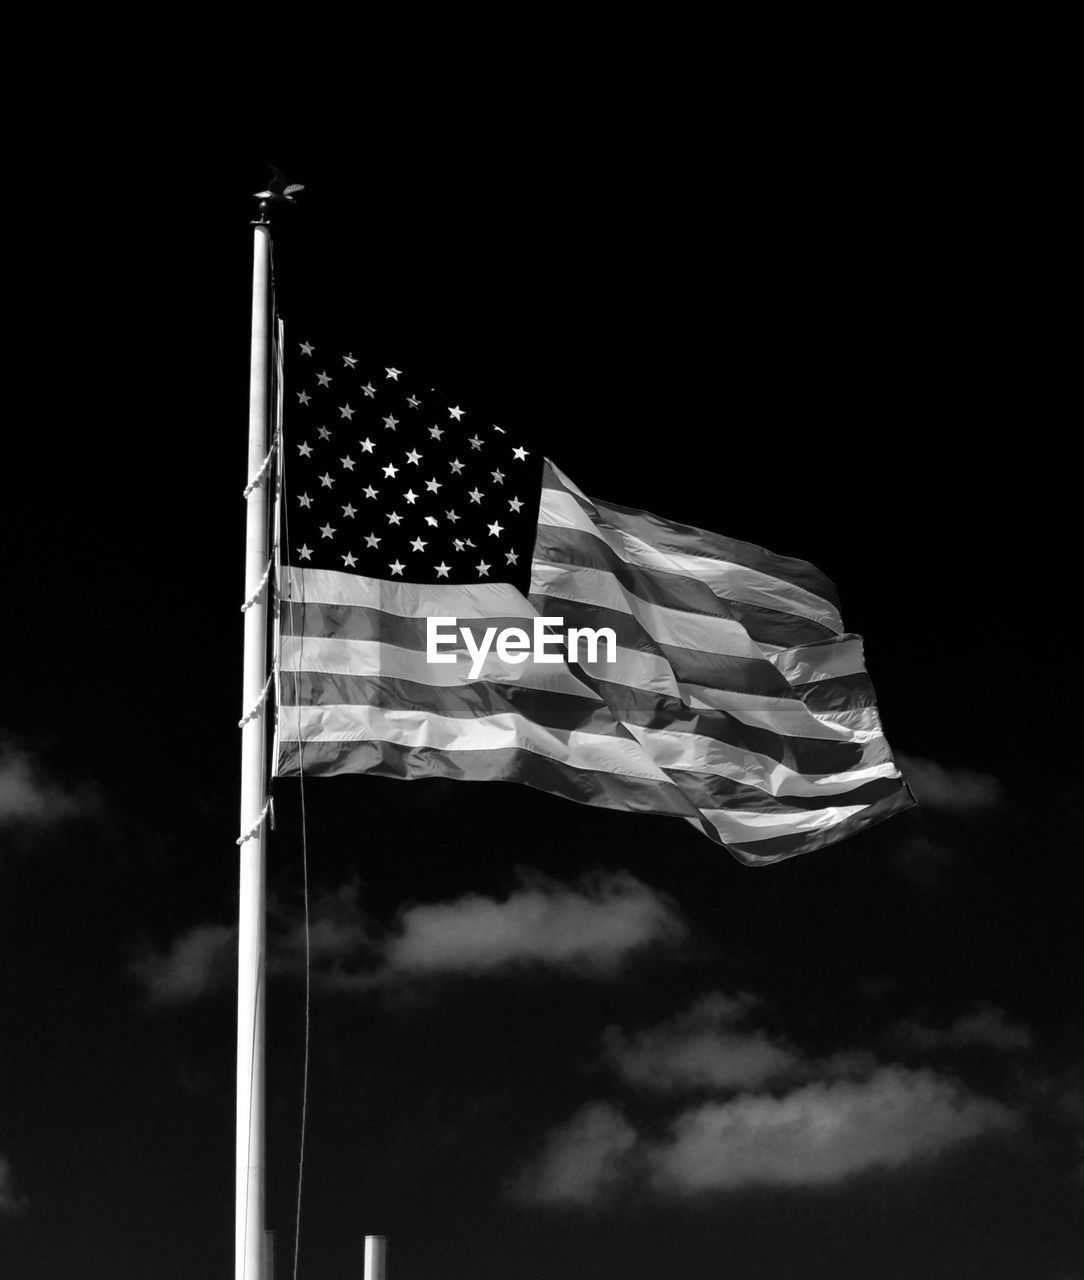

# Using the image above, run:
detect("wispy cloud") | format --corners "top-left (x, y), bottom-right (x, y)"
top-left (0, 1154), bottom-right (27, 1217)
top-left (0, 743), bottom-right (95, 828)
top-left (514, 992), bottom-right (1030, 1206)
top-left (129, 923), bottom-right (236, 1005)
top-left (602, 991), bottom-right (801, 1091)
top-left (646, 1068), bottom-right (1018, 1192)
top-left (887, 1003), bottom-right (1034, 1053)
top-left (129, 871), bottom-right (686, 1002)
top-left (509, 1103), bottom-right (638, 1206)
top-left (897, 755), bottom-right (1003, 812)
top-left (375, 871), bottom-right (685, 981)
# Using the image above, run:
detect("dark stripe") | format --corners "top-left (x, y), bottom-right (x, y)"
top-left (525, 593), bottom-right (795, 698)
top-left (719, 783), bottom-right (917, 865)
top-left (275, 738), bottom-right (699, 822)
top-left (535, 522), bottom-right (837, 648)
top-left (281, 601), bottom-right (536, 653)
top-left (590, 679), bottom-right (885, 775)
top-left (791, 671), bottom-right (879, 712)
top-left (278, 670), bottom-right (612, 733)
top-left (667, 769), bottom-right (907, 815)
top-left (541, 462), bottom-right (839, 607)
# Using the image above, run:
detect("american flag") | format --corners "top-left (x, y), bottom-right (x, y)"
top-left (273, 339), bottom-right (915, 864)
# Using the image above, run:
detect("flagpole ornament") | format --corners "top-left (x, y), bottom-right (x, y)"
top-left (252, 164), bottom-right (304, 224)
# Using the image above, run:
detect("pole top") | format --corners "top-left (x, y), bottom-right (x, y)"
top-left (252, 164), bottom-right (304, 225)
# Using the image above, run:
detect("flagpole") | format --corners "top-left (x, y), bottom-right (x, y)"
top-left (237, 212), bottom-right (272, 1280)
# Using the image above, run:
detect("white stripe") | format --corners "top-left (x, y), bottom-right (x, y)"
top-left (531, 561), bottom-right (773, 657)
top-left (538, 486), bottom-right (842, 633)
top-left (624, 723), bottom-right (901, 798)
top-left (280, 634), bottom-right (603, 700)
top-left (568, 646), bottom-right (883, 746)
top-left (281, 565), bottom-right (536, 619)
top-left (767, 636), bottom-right (868, 683)
top-left (695, 802), bottom-right (871, 845)
top-left (277, 703), bottom-right (676, 785)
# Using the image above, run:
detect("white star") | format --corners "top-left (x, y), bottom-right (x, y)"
top-left (409, 537), bottom-right (428, 552)
top-left (449, 458), bottom-right (465, 475)
top-left (492, 424), bottom-right (506, 434)
top-left (316, 371), bottom-right (332, 387)
top-left (425, 478), bottom-right (442, 493)
top-left (468, 435), bottom-right (483, 450)
top-left (359, 438), bottom-right (375, 454)
top-left (512, 446), bottom-right (529, 461)
top-left (387, 511), bottom-right (403, 526)
top-left (468, 488), bottom-right (483, 504)
top-left (339, 404), bottom-right (355, 420)
top-left (317, 426), bottom-right (331, 441)
top-left (363, 485), bottom-right (379, 500)
top-left (298, 442), bottom-right (313, 458)
top-left (389, 559), bottom-right (405, 575)
top-left (463, 538), bottom-right (476, 548)
top-left (424, 515), bottom-right (439, 528)
top-left (487, 521), bottom-right (504, 537)
top-left (383, 415), bottom-right (399, 431)
top-left (319, 523), bottom-right (335, 539)
top-left (446, 509), bottom-right (460, 523)
top-left (364, 533), bottom-right (381, 548)
top-left (342, 503), bottom-right (357, 518)
top-left (362, 383), bottom-right (376, 398)
top-left (342, 551), bottom-right (357, 567)
top-left (509, 497), bottom-right (524, 513)
top-left (299, 342), bottom-right (314, 356)
top-left (403, 489), bottom-right (418, 505)
top-left (386, 367), bottom-right (402, 381)
top-left (297, 390), bottom-right (311, 405)
top-left (476, 560), bottom-right (491, 577)
top-left (491, 468), bottom-right (505, 484)
top-left (448, 405), bottom-right (464, 420)
top-left (407, 395), bottom-right (421, 408)
top-left (429, 425), bottom-right (444, 440)
top-left (341, 456), bottom-right (356, 471)
top-left (343, 353), bottom-right (358, 368)
top-left (298, 544), bottom-right (313, 559)
top-left (320, 473), bottom-right (334, 488)
top-left (405, 449), bottom-right (421, 465)
top-left (383, 463), bottom-right (399, 478)
top-left (505, 550), bottom-right (519, 565)
top-left (453, 539), bottom-right (465, 552)
top-left (298, 493), bottom-right (312, 508)
top-left (435, 562), bottom-right (451, 578)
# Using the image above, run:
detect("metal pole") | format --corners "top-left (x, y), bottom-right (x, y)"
top-left (237, 219), bottom-right (272, 1280)
top-left (364, 1236), bottom-right (388, 1280)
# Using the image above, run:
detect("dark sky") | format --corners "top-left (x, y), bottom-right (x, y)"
top-left (2, 134), bottom-right (1081, 1280)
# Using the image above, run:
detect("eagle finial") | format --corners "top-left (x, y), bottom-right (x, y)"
top-left (253, 165), bottom-right (305, 222)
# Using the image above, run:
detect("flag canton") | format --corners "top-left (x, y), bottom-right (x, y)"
top-left (282, 341), bottom-right (543, 590)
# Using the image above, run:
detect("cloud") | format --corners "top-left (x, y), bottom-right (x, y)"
top-left (0, 1155), bottom-right (27, 1217)
top-left (646, 1067), bottom-right (1018, 1192)
top-left (602, 991), bottom-right (802, 1091)
top-left (0, 743), bottom-right (95, 828)
top-left (514, 992), bottom-right (1029, 1206)
top-left (888, 1003), bottom-right (1034, 1053)
top-left (510, 1103), bottom-right (638, 1205)
top-left (514, 1070), bottom-right (1019, 1204)
top-left (272, 879), bottom-right (370, 969)
top-left (130, 871), bottom-right (685, 1002)
top-left (330, 871), bottom-right (686, 986)
top-left (897, 755), bottom-right (1002, 812)
top-left (129, 923), bottom-right (236, 1005)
